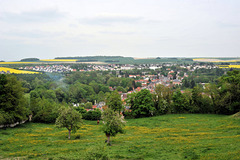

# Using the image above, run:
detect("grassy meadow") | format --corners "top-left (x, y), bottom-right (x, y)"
top-left (0, 114), bottom-right (239, 160)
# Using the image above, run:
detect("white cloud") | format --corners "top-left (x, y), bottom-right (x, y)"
top-left (0, 0), bottom-right (240, 61)
top-left (79, 14), bottom-right (143, 26)
top-left (0, 8), bottom-right (66, 23)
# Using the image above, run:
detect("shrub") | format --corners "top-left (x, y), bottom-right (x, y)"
top-left (83, 109), bottom-right (101, 120)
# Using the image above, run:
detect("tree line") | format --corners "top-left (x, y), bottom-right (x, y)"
top-left (1, 70), bottom-right (239, 126)
top-left (124, 70), bottom-right (240, 118)
top-left (0, 71), bottom-right (137, 125)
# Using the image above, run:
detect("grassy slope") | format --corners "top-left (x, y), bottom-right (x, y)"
top-left (0, 114), bottom-right (239, 160)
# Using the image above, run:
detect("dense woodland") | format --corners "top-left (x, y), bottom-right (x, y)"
top-left (0, 67), bottom-right (239, 125)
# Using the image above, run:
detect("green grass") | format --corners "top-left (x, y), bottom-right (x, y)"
top-left (0, 114), bottom-right (239, 159)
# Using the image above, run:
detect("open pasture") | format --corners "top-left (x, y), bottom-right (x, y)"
top-left (0, 114), bottom-right (239, 159)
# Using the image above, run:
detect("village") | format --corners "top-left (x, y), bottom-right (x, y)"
top-left (72, 63), bottom-right (218, 112)
top-left (0, 62), bottom-right (219, 113)
top-left (19, 65), bottom-right (77, 73)
top-left (18, 62), bottom-right (218, 73)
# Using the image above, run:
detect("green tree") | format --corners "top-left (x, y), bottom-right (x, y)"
top-left (32, 98), bottom-right (59, 123)
top-left (55, 88), bottom-right (67, 102)
top-left (218, 70), bottom-right (240, 114)
top-left (131, 89), bottom-right (155, 118)
top-left (56, 106), bottom-right (83, 139)
top-left (75, 106), bottom-right (87, 115)
top-left (85, 102), bottom-right (93, 109)
top-left (32, 77), bottom-right (44, 89)
top-left (182, 78), bottom-right (190, 88)
top-left (83, 109), bottom-right (101, 120)
top-left (107, 77), bottom-right (119, 87)
top-left (89, 80), bottom-right (100, 93)
top-left (190, 79), bottom-right (196, 88)
top-left (153, 84), bottom-right (172, 115)
top-left (97, 91), bottom-right (105, 102)
top-left (0, 75), bottom-right (29, 125)
top-left (106, 90), bottom-right (123, 113)
top-left (101, 108), bottom-right (125, 145)
top-left (172, 90), bottom-right (190, 113)
top-left (44, 90), bottom-right (57, 101)
top-left (68, 82), bottom-right (87, 103)
top-left (204, 83), bottom-right (220, 113)
top-left (116, 86), bottom-right (127, 93)
top-left (125, 92), bottom-right (137, 108)
top-left (191, 85), bottom-right (206, 113)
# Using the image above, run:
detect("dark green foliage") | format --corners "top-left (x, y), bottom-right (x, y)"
top-left (31, 98), bottom-right (59, 123)
top-left (20, 58), bottom-right (39, 62)
top-left (0, 75), bottom-right (29, 125)
top-left (107, 77), bottom-right (120, 87)
top-left (182, 58), bottom-right (193, 61)
top-left (83, 109), bottom-right (101, 120)
top-left (75, 106), bottom-right (101, 120)
top-left (76, 59), bottom-right (98, 62)
top-left (104, 60), bottom-right (119, 62)
top-left (68, 82), bottom-right (95, 103)
top-left (75, 106), bottom-right (87, 115)
top-left (29, 89), bottom-right (60, 123)
top-left (190, 85), bottom-right (213, 113)
top-left (131, 89), bottom-right (155, 118)
top-left (55, 88), bottom-right (67, 102)
top-left (153, 84), bottom-right (172, 115)
top-left (106, 90), bottom-right (123, 113)
top-left (97, 91), bottom-right (105, 102)
top-left (122, 111), bottom-right (132, 119)
top-left (172, 90), bottom-right (190, 113)
top-left (101, 108), bottom-right (125, 138)
top-left (217, 70), bottom-right (240, 114)
top-left (116, 86), bottom-right (127, 93)
top-left (85, 102), bottom-right (93, 109)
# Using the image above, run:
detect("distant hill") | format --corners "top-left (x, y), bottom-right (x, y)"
top-left (54, 56), bottom-right (195, 64)
top-left (55, 56), bottom-right (124, 59)
top-left (20, 58), bottom-right (40, 62)
top-left (55, 56), bottom-right (135, 64)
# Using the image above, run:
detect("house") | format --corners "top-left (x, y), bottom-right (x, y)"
top-left (135, 87), bottom-right (141, 92)
top-left (96, 102), bottom-right (106, 110)
top-left (172, 79), bottom-right (181, 85)
top-left (92, 105), bottom-right (97, 109)
top-left (129, 75), bottom-right (136, 78)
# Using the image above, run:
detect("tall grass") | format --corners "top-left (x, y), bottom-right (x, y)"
top-left (0, 114), bottom-right (239, 159)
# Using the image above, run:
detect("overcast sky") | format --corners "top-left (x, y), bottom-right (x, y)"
top-left (0, 0), bottom-right (240, 61)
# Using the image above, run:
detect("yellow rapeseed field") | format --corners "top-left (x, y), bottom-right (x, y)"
top-left (193, 58), bottom-right (240, 62)
top-left (0, 62), bottom-right (37, 64)
top-left (218, 65), bottom-right (240, 68)
top-left (0, 67), bottom-right (40, 74)
top-left (40, 59), bottom-right (77, 62)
